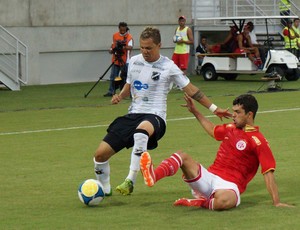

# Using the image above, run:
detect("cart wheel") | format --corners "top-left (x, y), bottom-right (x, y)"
top-left (202, 66), bottom-right (218, 81)
top-left (285, 68), bottom-right (300, 81)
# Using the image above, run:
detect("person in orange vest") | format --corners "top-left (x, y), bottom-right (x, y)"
top-left (104, 22), bottom-right (133, 97)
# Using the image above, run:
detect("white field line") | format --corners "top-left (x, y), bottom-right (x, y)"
top-left (1, 107), bottom-right (299, 136)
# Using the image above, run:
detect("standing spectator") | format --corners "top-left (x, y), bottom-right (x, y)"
top-left (195, 36), bottom-right (208, 66)
top-left (103, 22), bottom-right (133, 97)
top-left (93, 27), bottom-right (231, 196)
top-left (172, 16), bottom-right (194, 75)
top-left (282, 19), bottom-right (299, 57)
top-left (279, 0), bottom-right (291, 26)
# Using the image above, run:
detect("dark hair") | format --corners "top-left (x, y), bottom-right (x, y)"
top-left (246, 21), bottom-right (254, 31)
top-left (201, 36), bottom-right (207, 40)
top-left (293, 18), bottom-right (300, 22)
top-left (119, 22), bottom-right (128, 28)
top-left (140, 26), bottom-right (161, 44)
top-left (233, 94), bottom-right (258, 118)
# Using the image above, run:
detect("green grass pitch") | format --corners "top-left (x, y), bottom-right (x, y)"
top-left (0, 75), bottom-right (299, 229)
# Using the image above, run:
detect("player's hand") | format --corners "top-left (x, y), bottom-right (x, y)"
top-left (214, 107), bottom-right (232, 120)
top-left (111, 94), bottom-right (122, 104)
top-left (274, 203), bottom-right (295, 208)
top-left (181, 93), bottom-right (197, 114)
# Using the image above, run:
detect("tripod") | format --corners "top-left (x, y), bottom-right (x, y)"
top-left (84, 54), bottom-right (126, 98)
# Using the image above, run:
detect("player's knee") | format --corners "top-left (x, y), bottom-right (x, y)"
top-left (213, 191), bottom-right (237, 210)
top-left (94, 143), bottom-right (114, 162)
top-left (94, 150), bottom-right (105, 162)
top-left (213, 197), bottom-right (236, 210)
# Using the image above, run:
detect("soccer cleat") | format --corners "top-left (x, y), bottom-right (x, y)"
top-left (115, 179), bottom-right (134, 195)
top-left (140, 152), bottom-right (156, 187)
top-left (173, 198), bottom-right (206, 207)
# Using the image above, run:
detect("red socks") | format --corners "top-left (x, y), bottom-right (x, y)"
top-left (154, 153), bottom-right (182, 182)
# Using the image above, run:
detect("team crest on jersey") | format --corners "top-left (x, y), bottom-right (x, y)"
top-left (151, 72), bottom-right (161, 81)
top-left (236, 140), bottom-right (247, 150)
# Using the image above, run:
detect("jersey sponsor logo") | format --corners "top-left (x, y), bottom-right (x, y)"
top-left (236, 140), bottom-right (247, 150)
top-left (151, 72), bottom-right (161, 81)
top-left (133, 80), bottom-right (149, 90)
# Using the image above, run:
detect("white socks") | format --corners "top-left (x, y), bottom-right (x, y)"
top-left (94, 158), bottom-right (111, 194)
top-left (127, 132), bottom-right (149, 184)
top-left (94, 132), bottom-right (149, 189)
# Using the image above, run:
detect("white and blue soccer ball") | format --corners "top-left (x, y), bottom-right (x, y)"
top-left (78, 179), bottom-right (105, 206)
top-left (173, 35), bottom-right (183, 42)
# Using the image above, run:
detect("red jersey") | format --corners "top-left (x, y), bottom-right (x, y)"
top-left (208, 123), bottom-right (276, 194)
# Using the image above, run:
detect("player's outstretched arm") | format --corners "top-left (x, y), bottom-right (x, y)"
top-left (182, 83), bottom-right (231, 119)
top-left (182, 93), bottom-right (215, 137)
top-left (263, 171), bottom-right (295, 208)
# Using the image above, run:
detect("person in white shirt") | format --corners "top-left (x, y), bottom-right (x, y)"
top-left (246, 21), bottom-right (265, 63)
top-left (92, 27), bottom-right (231, 196)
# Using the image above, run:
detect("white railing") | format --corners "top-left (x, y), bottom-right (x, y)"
top-left (193, 0), bottom-right (300, 27)
top-left (0, 25), bottom-right (28, 86)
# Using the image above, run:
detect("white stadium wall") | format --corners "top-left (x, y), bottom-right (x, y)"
top-left (0, 0), bottom-right (192, 85)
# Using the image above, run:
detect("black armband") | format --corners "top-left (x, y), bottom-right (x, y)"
top-left (191, 89), bottom-right (205, 101)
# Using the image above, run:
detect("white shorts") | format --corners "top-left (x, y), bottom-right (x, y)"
top-left (183, 164), bottom-right (241, 207)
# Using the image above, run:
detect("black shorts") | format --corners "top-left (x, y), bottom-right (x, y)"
top-left (103, 113), bottom-right (166, 153)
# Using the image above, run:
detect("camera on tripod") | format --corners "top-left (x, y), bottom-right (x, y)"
top-left (112, 40), bottom-right (126, 57)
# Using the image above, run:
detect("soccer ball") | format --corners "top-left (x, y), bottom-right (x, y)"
top-left (173, 35), bottom-right (183, 42)
top-left (78, 179), bottom-right (105, 206)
